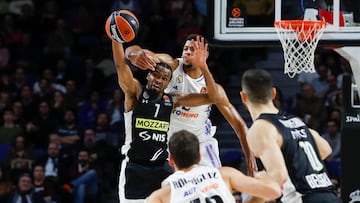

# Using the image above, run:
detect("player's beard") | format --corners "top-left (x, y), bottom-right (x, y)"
top-left (183, 63), bottom-right (193, 70)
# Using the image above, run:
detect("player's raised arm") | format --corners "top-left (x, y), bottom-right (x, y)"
top-left (125, 45), bottom-right (179, 71)
top-left (111, 41), bottom-right (141, 111)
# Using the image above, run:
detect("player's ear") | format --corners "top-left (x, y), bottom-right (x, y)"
top-left (271, 87), bottom-right (277, 100)
top-left (168, 154), bottom-right (175, 168)
top-left (197, 152), bottom-right (201, 163)
top-left (240, 91), bottom-right (247, 103)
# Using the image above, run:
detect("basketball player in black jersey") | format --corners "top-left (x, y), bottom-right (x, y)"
top-left (111, 37), bottom-right (221, 202)
top-left (240, 69), bottom-right (341, 203)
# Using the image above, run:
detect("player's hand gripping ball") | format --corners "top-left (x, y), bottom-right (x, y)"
top-left (105, 10), bottom-right (139, 43)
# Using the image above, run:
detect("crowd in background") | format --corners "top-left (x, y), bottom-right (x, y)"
top-left (0, 0), bottom-right (349, 202)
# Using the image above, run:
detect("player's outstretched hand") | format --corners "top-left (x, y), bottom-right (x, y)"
top-left (128, 49), bottom-right (159, 71)
top-left (186, 36), bottom-right (208, 68)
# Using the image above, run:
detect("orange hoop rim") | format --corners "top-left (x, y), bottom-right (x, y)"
top-left (274, 20), bottom-right (326, 31)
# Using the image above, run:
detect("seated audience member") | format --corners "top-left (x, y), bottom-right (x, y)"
top-left (35, 142), bottom-right (71, 186)
top-left (55, 108), bottom-right (81, 158)
top-left (63, 148), bottom-right (99, 203)
top-left (0, 108), bottom-right (23, 145)
top-left (32, 163), bottom-right (61, 203)
top-left (2, 172), bottom-right (45, 203)
top-left (4, 134), bottom-right (36, 184)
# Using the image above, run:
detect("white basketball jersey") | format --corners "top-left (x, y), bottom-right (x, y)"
top-left (162, 165), bottom-right (235, 203)
top-left (165, 58), bottom-right (215, 142)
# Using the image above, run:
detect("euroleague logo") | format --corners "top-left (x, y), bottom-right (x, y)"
top-left (232, 7), bottom-right (241, 18)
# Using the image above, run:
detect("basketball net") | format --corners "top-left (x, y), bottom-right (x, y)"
top-left (274, 20), bottom-right (326, 78)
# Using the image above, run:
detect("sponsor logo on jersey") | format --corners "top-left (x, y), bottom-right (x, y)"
top-left (172, 108), bottom-right (199, 118)
top-left (290, 128), bottom-right (307, 140)
top-left (200, 87), bottom-right (207, 94)
top-left (176, 74), bottom-right (183, 83)
top-left (139, 131), bottom-right (166, 142)
top-left (163, 95), bottom-right (172, 106)
top-left (201, 183), bottom-right (218, 193)
top-left (143, 90), bottom-right (150, 99)
top-left (135, 118), bottom-right (169, 132)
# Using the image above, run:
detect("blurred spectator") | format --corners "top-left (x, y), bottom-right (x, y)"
top-left (16, 84), bottom-right (38, 121)
top-left (106, 89), bottom-right (124, 145)
top-left (4, 134), bottom-right (36, 184)
top-left (337, 56), bottom-right (354, 89)
top-left (35, 141), bottom-right (71, 184)
top-left (55, 108), bottom-right (81, 158)
top-left (15, 2), bottom-right (37, 33)
top-left (0, 90), bottom-right (12, 112)
top-left (324, 74), bottom-right (343, 112)
top-left (11, 66), bottom-right (37, 96)
top-left (292, 83), bottom-right (327, 131)
top-left (176, 0), bottom-right (203, 46)
top-left (0, 34), bottom-right (10, 69)
top-left (43, 18), bottom-right (74, 60)
top-left (0, 14), bottom-right (23, 48)
top-left (63, 148), bottom-right (99, 203)
top-left (310, 64), bottom-right (330, 99)
top-left (32, 163), bottom-right (61, 203)
top-left (0, 108), bottom-right (23, 144)
top-left (53, 57), bottom-right (71, 85)
top-left (82, 128), bottom-right (117, 201)
top-left (93, 112), bottom-right (115, 144)
top-left (26, 100), bottom-right (58, 150)
top-left (63, 79), bottom-right (84, 109)
top-left (49, 90), bottom-right (66, 118)
top-left (77, 90), bottom-right (106, 130)
top-left (76, 57), bottom-right (105, 92)
top-left (39, 0), bottom-right (60, 34)
top-left (322, 119), bottom-right (341, 189)
top-left (8, 0), bottom-right (34, 16)
top-left (0, 165), bottom-right (13, 202)
top-left (11, 100), bottom-right (26, 129)
top-left (0, 72), bottom-right (17, 98)
top-left (12, 33), bottom-right (42, 68)
top-left (68, 5), bottom-right (96, 35)
top-left (33, 68), bottom-right (66, 96)
top-left (2, 172), bottom-right (45, 203)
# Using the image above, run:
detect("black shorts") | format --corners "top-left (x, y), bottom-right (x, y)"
top-left (302, 191), bottom-right (341, 203)
top-left (124, 161), bottom-right (173, 199)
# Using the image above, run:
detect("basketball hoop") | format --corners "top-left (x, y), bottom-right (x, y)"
top-left (274, 20), bottom-right (326, 78)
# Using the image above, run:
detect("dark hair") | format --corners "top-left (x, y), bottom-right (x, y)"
top-left (241, 69), bottom-right (273, 104)
top-left (185, 34), bottom-right (208, 44)
top-left (168, 130), bottom-right (199, 169)
top-left (153, 62), bottom-right (173, 80)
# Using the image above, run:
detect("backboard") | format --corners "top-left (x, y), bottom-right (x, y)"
top-left (208, 0), bottom-right (360, 46)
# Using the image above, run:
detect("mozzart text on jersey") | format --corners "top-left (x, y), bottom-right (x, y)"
top-left (135, 118), bottom-right (169, 132)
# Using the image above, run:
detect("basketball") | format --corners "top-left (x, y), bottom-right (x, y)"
top-left (105, 10), bottom-right (139, 43)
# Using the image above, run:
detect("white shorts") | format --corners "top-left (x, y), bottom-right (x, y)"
top-left (198, 137), bottom-right (222, 168)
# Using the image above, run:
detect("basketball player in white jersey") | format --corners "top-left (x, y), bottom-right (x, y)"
top-left (125, 34), bottom-right (254, 172)
top-left (146, 130), bottom-right (281, 203)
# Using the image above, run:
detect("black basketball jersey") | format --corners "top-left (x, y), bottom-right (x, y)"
top-left (258, 113), bottom-right (335, 195)
top-left (126, 89), bottom-right (173, 164)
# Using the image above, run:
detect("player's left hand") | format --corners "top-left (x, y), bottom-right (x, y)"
top-left (186, 36), bottom-right (208, 68)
